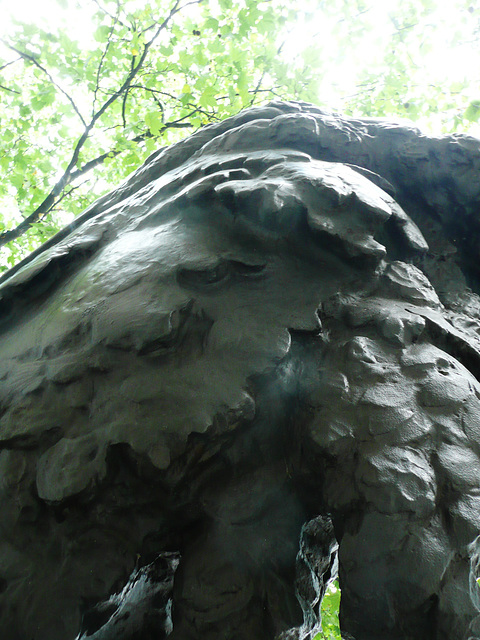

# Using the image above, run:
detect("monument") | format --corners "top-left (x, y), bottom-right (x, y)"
top-left (0, 101), bottom-right (480, 639)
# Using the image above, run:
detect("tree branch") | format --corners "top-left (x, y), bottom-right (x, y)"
top-left (49, 179), bottom-right (87, 212)
top-left (0, 0), bottom-right (203, 250)
top-left (2, 41), bottom-right (87, 127)
top-left (121, 54), bottom-right (137, 128)
top-left (0, 84), bottom-right (20, 94)
top-left (69, 120), bottom-right (194, 181)
top-left (68, 133), bottom-right (154, 182)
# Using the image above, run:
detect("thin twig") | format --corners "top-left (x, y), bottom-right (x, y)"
top-left (49, 180), bottom-right (87, 211)
top-left (93, 0), bottom-right (121, 114)
top-left (249, 69), bottom-right (266, 107)
top-left (2, 41), bottom-right (87, 127)
top-left (0, 84), bottom-right (20, 94)
top-left (92, 0), bottom-right (128, 28)
top-left (121, 54), bottom-right (137, 128)
top-left (0, 57), bottom-right (21, 72)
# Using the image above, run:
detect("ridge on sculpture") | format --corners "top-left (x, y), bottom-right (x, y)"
top-left (0, 101), bottom-right (480, 639)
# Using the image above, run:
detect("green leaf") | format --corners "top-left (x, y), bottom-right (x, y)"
top-left (178, 49), bottom-right (192, 67)
top-left (204, 17), bottom-right (219, 30)
top-left (11, 174), bottom-right (24, 189)
top-left (199, 86), bottom-right (218, 108)
top-left (465, 100), bottom-right (480, 122)
top-left (94, 25), bottom-right (112, 42)
top-left (208, 38), bottom-right (224, 54)
top-left (145, 111), bottom-right (163, 135)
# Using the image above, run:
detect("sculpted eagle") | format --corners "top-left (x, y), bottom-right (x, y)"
top-left (1, 101), bottom-right (480, 640)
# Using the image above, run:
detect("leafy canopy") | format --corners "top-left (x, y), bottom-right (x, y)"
top-left (0, 0), bottom-right (312, 269)
top-left (0, 0), bottom-right (479, 270)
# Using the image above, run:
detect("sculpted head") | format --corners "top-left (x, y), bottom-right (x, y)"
top-left (2, 102), bottom-right (480, 640)
top-left (0, 121), bottom-right (429, 504)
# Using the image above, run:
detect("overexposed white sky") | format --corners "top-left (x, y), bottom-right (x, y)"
top-left (281, 0), bottom-right (480, 134)
top-left (0, 0), bottom-right (97, 47)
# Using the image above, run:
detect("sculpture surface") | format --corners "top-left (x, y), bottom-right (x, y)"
top-left (1, 101), bottom-right (480, 639)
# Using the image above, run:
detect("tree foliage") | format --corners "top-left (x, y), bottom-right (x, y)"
top-left (0, 0), bottom-right (314, 268)
top-left (333, 0), bottom-right (480, 129)
top-left (288, 0), bottom-right (480, 130)
top-left (0, 0), bottom-right (479, 270)
top-left (317, 581), bottom-right (342, 640)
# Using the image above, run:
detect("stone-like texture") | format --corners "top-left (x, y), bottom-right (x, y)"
top-left (0, 101), bottom-right (480, 639)
top-left (77, 552), bottom-right (180, 639)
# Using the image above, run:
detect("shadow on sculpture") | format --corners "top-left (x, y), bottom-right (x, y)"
top-left (1, 101), bottom-right (480, 639)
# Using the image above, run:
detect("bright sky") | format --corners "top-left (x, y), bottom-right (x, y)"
top-left (0, 0), bottom-right (479, 136)
top-left (0, 0), bottom-right (96, 47)
top-left (281, 0), bottom-right (480, 135)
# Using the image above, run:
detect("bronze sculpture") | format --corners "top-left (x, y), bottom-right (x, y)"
top-left (1, 101), bottom-right (480, 639)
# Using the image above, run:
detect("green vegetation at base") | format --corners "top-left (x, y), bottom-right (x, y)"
top-left (314, 580), bottom-right (342, 640)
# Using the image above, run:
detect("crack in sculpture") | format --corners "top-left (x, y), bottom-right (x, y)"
top-left (0, 101), bottom-right (480, 639)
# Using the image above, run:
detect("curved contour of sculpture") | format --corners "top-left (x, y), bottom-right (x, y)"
top-left (1, 101), bottom-right (480, 640)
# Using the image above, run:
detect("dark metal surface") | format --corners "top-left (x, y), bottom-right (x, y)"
top-left (0, 101), bottom-right (480, 639)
